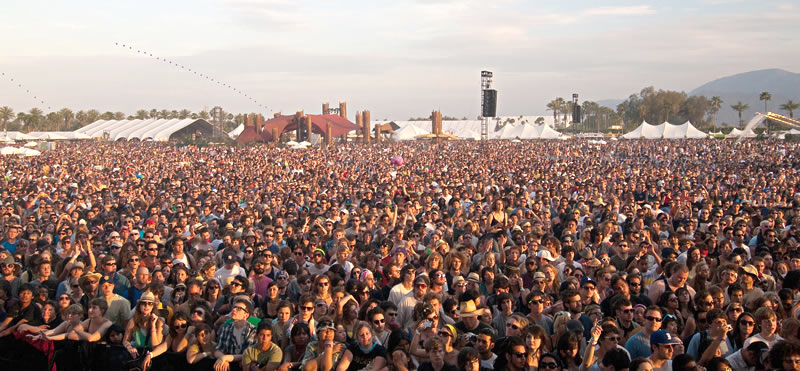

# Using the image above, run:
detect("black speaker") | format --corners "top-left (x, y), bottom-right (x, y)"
top-left (573, 104), bottom-right (581, 123)
top-left (482, 89), bottom-right (497, 117)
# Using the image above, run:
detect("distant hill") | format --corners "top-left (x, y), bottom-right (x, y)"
top-left (689, 69), bottom-right (800, 126)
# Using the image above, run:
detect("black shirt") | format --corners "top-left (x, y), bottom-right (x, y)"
top-left (346, 342), bottom-right (387, 371)
top-left (418, 362), bottom-right (459, 371)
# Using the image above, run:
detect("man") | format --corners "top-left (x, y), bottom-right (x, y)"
top-left (99, 255), bottom-right (131, 297)
top-left (388, 265), bottom-right (416, 305)
top-left (648, 330), bottom-right (679, 371)
top-left (1, 255), bottom-right (22, 297)
top-left (99, 274), bottom-right (131, 327)
top-left (368, 307), bottom-right (390, 345)
top-left (526, 291), bottom-right (553, 335)
top-left (647, 263), bottom-right (695, 304)
top-left (687, 308), bottom-right (733, 360)
top-left (301, 317), bottom-right (345, 371)
top-left (128, 266), bottom-right (151, 307)
top-left (580, 277), bottom-right (599, 306)
top-left (502, 336), bottom-right (528, 371)
top-left (454, 298), bottom-right (494, 337)
top-left (727, 340), bottom-right (768, 371)
top-left (626, 274), bottom-right (652, 307)
top-left (215, 249), bottom-right (247, 286)
top-left (613, 298), bottom-right (639, 343)
top-left (600, 275), bottom-right (629, 315)
top-left (397, 275), bottom-right (428, 328)
top-left (624, 305), bottom-right (662, 359)
top-left (457, 347), bottom-right (483, 371)
top-left (215, 297), bottom-right (257, 371)
top-left (249, 256), bottom-right (272, 300)
top-left (241, 321), bottom-right (282, 371)
top-left (610, 240), bottom-right (632, 272)
top-left (305, 248), bottom-right (330, 276)
top-left (1, 225), bottom-right (20, 254)
top-left (476, 328), bottom-right (497, 369)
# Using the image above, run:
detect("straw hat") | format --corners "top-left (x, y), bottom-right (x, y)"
top-left (455, 300), bottom-right (488, 317)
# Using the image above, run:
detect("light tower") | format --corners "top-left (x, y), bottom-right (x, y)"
top-left (480, 71), bottom-right (497, 141)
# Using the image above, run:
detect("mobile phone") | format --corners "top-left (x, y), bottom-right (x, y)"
top-left (423, 320), bottom-right (432, 328)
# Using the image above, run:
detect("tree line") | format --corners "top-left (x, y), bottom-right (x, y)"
top-left (0, 107), bottom-right (245, 133)
top-left (546, 88), bottom-right (798, 133)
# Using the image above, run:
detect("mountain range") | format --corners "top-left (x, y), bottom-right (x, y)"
top-left (598, 69), bottom-right (800, 126)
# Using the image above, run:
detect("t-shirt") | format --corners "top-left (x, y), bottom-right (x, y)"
top-left (242, 342), bottom-right (283, 367)
top-left (454, 320), bottom-right (496, 337)
top-left (346, 342), bottom-right (387, 371)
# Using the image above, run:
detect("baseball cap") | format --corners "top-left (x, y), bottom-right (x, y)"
top-left (580, 277), bottom-right (596, 288)
top-left (650, 330), bottom-right (681, 346)
top-left (537, 250), bottom-right (556, 262)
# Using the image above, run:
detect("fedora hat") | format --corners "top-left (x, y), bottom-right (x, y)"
top-left (456, 299), bottom-right (488, 318)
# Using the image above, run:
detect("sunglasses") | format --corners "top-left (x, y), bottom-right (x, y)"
top-left (176, 323), bottom-right (189, 329)
top-left (645, 316), bottom-right (662, 322)
top-left (230, 282), bottom-right (242, 287)
top-left (604, 336), bottom-right (620, 342)
top-left (302, 306), bottom-right (314, 312)
top-left (539, 362), bottom-right (559, 369)
top-left (373, 319), bottom-right (385, 325)
top-left (318, 282), bottom-right (329, 286)
top-left (510, 351), bottom-right (528, 359)
top-left (506, 323), bottom-right (521, 330)
top-left (193, 310), bottom-right (205, 316)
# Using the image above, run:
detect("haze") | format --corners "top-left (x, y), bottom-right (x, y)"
top-left (0, 0), bottom-right (798, 120)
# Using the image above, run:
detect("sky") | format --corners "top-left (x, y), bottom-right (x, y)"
top-left (0, 0), bottom-right (798, 120)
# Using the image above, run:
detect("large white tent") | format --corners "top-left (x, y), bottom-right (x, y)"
top-left (75, 119), bottom-right (214, 141)
top-left (728, 128), bottom-right (757, 138)
top-left (0, 131), bottom-right (37, 141)
top-left (623, 121), bottom-right (708, 139)
top-left (391, 124), bottom-right (429, 141)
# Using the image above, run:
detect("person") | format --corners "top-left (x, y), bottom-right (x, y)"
top-left (726, 340), bottom-right (767, 371)
top-left (628, 358), bottom-right (655, 371)
top-left (186, 323), bottom-right (217, 366)
top-left (300, 317), bottom-right (345, 371)
top-left (686, 308), bottom-right (733, 361)
top-left (456, 347), bottom-right (484, 371)
top-left (744, 307), bottom-right (783, 349)
top-left (123, 291), bottom-right (167, 369)
top-left (417, 336), bottom-right (458, 371)
top-left (499, 336), bottom-right (529, 371)
top-left (396, 275), bottom-right (428, 329)
top-left (582, 323), bottom-right (630, 371)
top-left (214, 297), bottom-right (257, 371)
top-left (99, 274), bottom-right (131, 327)
top-left (475, 328), bottom-right (496, 369)
top-left (768, 340), bottom-right (800, 371)
top-left (336, 322), bottom-right (387, 371)
top-left (241, 321), bottom-right (282, 371)
top-left (625, 306), bottom-right (662, 360)
top-left (648, 330), bottom-right (679, 371)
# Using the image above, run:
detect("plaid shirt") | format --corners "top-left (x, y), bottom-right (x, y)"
top-left (216, 320), bottom-right (257, 355)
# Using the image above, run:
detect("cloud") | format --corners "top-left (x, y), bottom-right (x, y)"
top-left (582, 5), bottom-right (655, 16)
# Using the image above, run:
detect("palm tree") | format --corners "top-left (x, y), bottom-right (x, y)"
top-left (760, 92), bottom-right (772, 134)
top-left (135, 109), bottom-right (150, 119)
top-left (780, 100), bottom-right (799, 118)
top-left (0, 106), bottom-right (14, 133)
top-left (710, 96), bottom-right (723, 126)
top-left (58, 108), bottom-right (74, 131)
top-left (178, 109), bottom-right (191, 119)
top-left (546, 98), bottom-right (564, 128)
top-left (159, 109), bottom-right (170, 119)
top-left (26, 108), bottom-right (44, 131)
top-left (731, 101), bottom-right (749, 127)
top-left (86, 109), bottom-right (101, 124)
top-left (113, 112), bottom-right (125, 120)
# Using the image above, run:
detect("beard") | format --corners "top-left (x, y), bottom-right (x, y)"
top-left (253, 267), bottom-right (266, 275)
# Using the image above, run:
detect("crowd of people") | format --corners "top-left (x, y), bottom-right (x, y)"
top-left (0, 138), bottom-right (797, 371)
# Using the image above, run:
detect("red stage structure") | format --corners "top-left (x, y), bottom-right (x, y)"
top-left (236, 107), bottom-right (360, 145)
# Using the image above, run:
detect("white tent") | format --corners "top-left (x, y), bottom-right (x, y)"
top-left (2, 131), bottom-right (37, 141)
top-left (228, 124), bottom-right (244, 139)
top-left (20, 148), bottom-right (41, 156)
top-left (23, 141), bottom-right (38, 147)
top-left (31, 132), bottom-right (69, 140)
top-left (0, 146), bottom-right (21, 155)
top-left (624, 121), bottom-right (707, 139)
top-left (729, 128), bottom-right (757, 138)
top-left (458, 128), bottom-right (482, 140)
top-left (392, 125), bottom-right (429, 141)
top-left (539, 125), bottom-right (566, 139)
top-left (787, 129), bottom-right (800, 135)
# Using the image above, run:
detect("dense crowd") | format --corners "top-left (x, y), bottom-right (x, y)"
top-left (0, 139), bottom-right (798, 371)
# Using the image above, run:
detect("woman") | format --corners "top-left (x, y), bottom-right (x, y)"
top-left (539, 353), bottom-right (564, 371)
top-left (271, 300), bottom-right (293, 347)
top-left (260, 281), bottom-right (282, 320)
top-left (551, 311), bottom-right (571, 351)
top-left (337, 322), bottom-right (387, 371)
top-left (122, 291), bottom-right (166, 367)
top-left (336, 296), bottom-right (360, 341)
top-left (313, 274), bottom-right (333, 306)
top-left (555, 332), bottom-right (581, 371)
top-left (731, 311), bottom-right (756, 352)
top-left (690, 261), bottom-right (711, 292)
top-left (485, 199), bottom-right (509, 234)
top-left (444, 252), bottom-right (465, 289)
top-left (164, 311), bottom-right (192, 353)
top-left (20, 300), bottom-right (63, 333)
top-left (425, 252), bottom-right (444, 275)
top-left (56, 292), bottom-right (74, 320)
top-left (525, 325), bottom-right (547, 370)
top-left (676, 287), bottom-right (695, 325)
top-left (69, 298), bottom-right (113, 342)
top-left (185, 323), bottom-right (216, 366)
top-left (541, 264), bottom-right (560, 296)
top-left (657, 292), bottom-right (684, 332)
top-left (409, 303), bottom-right (442, 362)
top-left (282, 323), bottom-right (311, 369)
top-left (201, 279), bottom-right (222, 311)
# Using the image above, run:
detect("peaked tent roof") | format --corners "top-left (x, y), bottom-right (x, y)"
top-left (392, 124), bottom-right (429, 140)
top-left (75, 119), bottom-right (213, 141)
top-left (237, 114), bottom-right (360, 143)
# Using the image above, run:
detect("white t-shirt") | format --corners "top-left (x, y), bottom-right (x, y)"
top-left (744, 333), bottom-right (783, 349)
